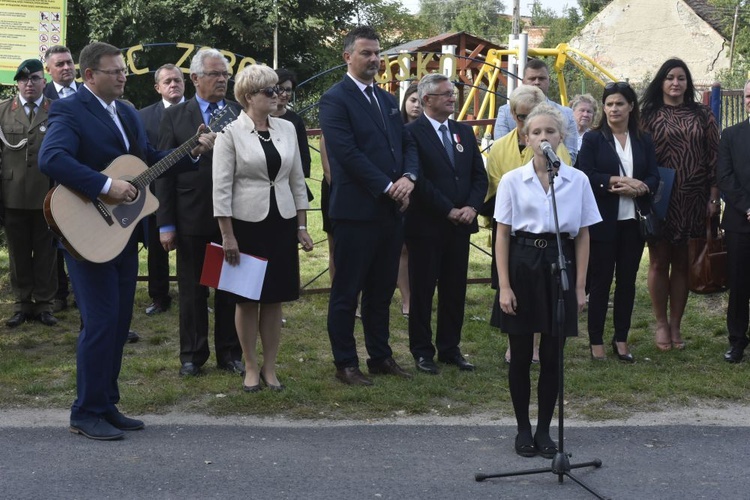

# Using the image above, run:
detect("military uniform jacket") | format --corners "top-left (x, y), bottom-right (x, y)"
top-left (0, 96), bottom-right (52, 209)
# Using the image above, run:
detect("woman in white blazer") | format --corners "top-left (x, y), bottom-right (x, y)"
top-left (213, 64), bottom-right (313, 393)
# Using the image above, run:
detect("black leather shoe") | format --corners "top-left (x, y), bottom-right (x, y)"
top-left (127, 330), bottom-right (140, 343)
top-left (534, 432), bottom-right (558, 459)
top-left (179, 362), bottom-right (201, 377)
top-left (69, 417), bottom-right (124, 440)
top-left (515, 430), bottom-right (537, 458)
top-left (414, 356), bottom-right (439, 375)
top-left (104, 410), bottom-right (145, 431)
top-left (218, 360), bottom-right (245, 375)
top-left (611, 339), bottom-right (634, 363)
top-left (335, 367), bottom-right (373, 386)
top-left (367, 357), bottom-right (413, 378)
top-left (37, 312), bottom-right (59, 326)
top-left (6, 312), bottom-right (28, 328)
top-left (145, 299), bottom-right (170, 315)
top-left (724, 346), bottom-right (745, 363)
top-left (438, 353), bottom-right (475, 371)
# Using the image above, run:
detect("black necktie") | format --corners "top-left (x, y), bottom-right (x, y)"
top-left (26, 102), bottom-right (36, 124)
top-left (364, 86), bottom-right (384, 128)
top-left (439, 124), bottom-right (455, 167)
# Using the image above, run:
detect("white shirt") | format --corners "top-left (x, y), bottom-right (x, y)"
top-left (614, 134), bottom-right (636, 221)
top-left (162, 97), bottom-right (185, 108)
top-left (53, 80), bottom-right (77, 98)
top-left (424, 113), bottom-right (451, 143)
top-left (83, 85), bottom-right (129, 195)
top-left (494, 160), bottom-right (601, 237)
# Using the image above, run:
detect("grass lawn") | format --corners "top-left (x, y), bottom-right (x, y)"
top-left (1, 139), bottom-right (747, 421)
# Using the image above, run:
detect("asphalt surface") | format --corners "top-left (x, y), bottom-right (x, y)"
top-left (2, 411), bottom-right (750, 499)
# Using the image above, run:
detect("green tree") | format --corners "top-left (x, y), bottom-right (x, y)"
top-left (418, 0), bottom-right (510, 42)
top-left (578, 0), bottom-right (612, 19)
top-left (708, 0), bottom-right (750, 88)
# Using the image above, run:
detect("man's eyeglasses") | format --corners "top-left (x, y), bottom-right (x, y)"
top-left (427, 91), bottom-right (458, 98)
top-left (202, 71), bottom-right (229, 79)
top-left (93, 67), bottom-right (129, 76)
top-left (252, 86), bottom-right (280, 97)
top-left (604, 81), bottom-right (631, 92)
top-left (18, 75), bottom-right (45, 84)
top-left (277, 87), bottom-right (293, 95)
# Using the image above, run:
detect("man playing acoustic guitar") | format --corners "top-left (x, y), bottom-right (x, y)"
top-left (39, 42), bottom-right (217, 441)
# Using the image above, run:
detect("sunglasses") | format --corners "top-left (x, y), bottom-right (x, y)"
top-left (253, 86), bottom-right (280, 97)
top-left (604, 81), bottom-right (631, 91)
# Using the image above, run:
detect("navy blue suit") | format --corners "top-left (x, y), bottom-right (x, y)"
top-left (575, 129), bottom-right (659, 345)
top-left (404, 115), bottom-right (488, 360)
top-left (319, 75), bottom-right (418, 369)
top-left (39, 86), bottom-right (194, 420)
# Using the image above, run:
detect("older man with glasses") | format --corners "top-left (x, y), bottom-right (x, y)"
top-left (154, 49), bottom-right (244, 378)
top-left (0, 59), bottom-right (58, 328)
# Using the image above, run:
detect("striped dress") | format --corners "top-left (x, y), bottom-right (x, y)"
top-left (641, 103), bottom-right (719, 244)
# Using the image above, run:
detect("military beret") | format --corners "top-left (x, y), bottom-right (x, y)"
top-left (14, 59), bottom-right (44, 80)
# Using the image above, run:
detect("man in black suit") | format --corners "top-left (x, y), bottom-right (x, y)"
top-left (43, 45), bottom-right (76, 314)
top-left (718, 79), bottom-right (750, 363)
top-left (404, 74), bottom-right (488, 374)
top-left (319, 26), bottom-right (419, 386)
top-left (138, 64), bottom-right (185, 316)
top-left (155, 49), bottom-right (243, 377)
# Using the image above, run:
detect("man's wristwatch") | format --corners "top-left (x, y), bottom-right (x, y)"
top-left (402, 173), bottom-right (417, 182)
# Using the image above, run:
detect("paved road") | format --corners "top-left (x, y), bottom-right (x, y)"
top-left (2, 410), bottom-right (750, 499)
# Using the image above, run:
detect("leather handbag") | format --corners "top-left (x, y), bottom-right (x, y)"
top-left (635, 198), bottom-right (662, 243)
top-left (688, 215), bottom-right (727, 294)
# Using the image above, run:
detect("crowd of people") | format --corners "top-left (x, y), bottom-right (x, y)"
top-left (0, 27), bottom-right (745, 456)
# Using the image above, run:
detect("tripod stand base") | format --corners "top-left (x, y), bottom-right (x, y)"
top-left (475, 452), bottom-right (608, 500)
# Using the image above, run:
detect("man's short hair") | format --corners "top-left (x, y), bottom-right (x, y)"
top-left (417, 73), bottom-right (450, 102)
top-left (79, 42), bottom-right (122, 74)
top-left (189, 48), bottom-right (228, 76)
top-left (154, 63), bottom-right (182, 84)
top-left (343, 26), bottom-right (379, 54)
top-left (524, 58), bottom-right (549, 75)
top-left (44, 45), bottom-right (71, 62)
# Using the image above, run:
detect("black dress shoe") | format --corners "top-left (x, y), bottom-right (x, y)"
top-left (724, 346), bottom-right (745, 363)
top-left (37, 311), bottom-right (59, 326)
top-left (179, 362), bottom-right (201, 377)
top-left (6, 312), bottom-right (28, 328)
top-left (218, 360), bottom-right (245, 375)
top-left (127, 330), bottom-right (140, 343)
top-left (367, 357), bottom-right (413, 378)
top-left (260, 370), bottom-right (285, 391)
top-left (104, 410), bottom-right (145, 431)
top-left (145, 299), bottom-right (170, 315)
top-left (242, 383), bottom-right (262, 393)
top-left (438, 353), bottom-right (475, 371)
top-left (69, 417), bottom-right (124, 440)
top-left (335, 366), bottom-right (373, 386)
top-left (414, 356), bottom-right (439, 375)
top-left (515, 430), bottom-right (537, 458)
top-left (534, 432), bottom-right (558, 459)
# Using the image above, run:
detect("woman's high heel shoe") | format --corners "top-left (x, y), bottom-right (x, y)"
top-left (611, 339), bottom-right (635, 363)
top-left (260, 370), bottom-right (285, 391)
top-left (590, 344), bottom-right (606, 361)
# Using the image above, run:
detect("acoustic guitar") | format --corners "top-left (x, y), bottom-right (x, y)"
top-left (43, 106), bottom-right (237, 263)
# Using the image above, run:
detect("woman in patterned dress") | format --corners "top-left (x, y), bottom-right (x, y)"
top-left (640, 58), bottom-right (720, 351)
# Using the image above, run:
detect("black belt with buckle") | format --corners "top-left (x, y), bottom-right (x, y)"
top-left (512, 232), bottom-right (571, 249)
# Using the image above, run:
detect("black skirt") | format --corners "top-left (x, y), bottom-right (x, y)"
top-left (490, 233), bottom-right (579, 337)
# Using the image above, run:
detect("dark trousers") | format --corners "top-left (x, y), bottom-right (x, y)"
top-left (4, 208), bottom-right (57, 314)
top-left (587, 219), bottom-right (644, 345)
top-left (406, 226), bottom-right (470, 360)
top-left (66, 239), bottom-right (137, 419)
top-left (726, 231), bottom-right (750, 348)
top-left (175, 233), bottom-right (241, 366)
top-left (146, 214), bottom-right (171, 303)
top-left (327, 217), bottom-right (402, 369)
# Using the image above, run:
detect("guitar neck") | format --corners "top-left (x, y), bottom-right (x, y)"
top-left (131, 134), bottom-right (200, 190)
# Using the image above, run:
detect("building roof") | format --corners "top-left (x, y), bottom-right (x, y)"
top-left (683, 0), bottom-right (728, 38)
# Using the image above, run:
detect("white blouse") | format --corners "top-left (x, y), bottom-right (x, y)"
top-left (614, 134), bottom-right (636, 221)
top-left (494, 160), bottom-right (602, 237)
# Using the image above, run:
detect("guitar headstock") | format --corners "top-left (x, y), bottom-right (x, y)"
top-left (207, 106), bottom-right (239, 134)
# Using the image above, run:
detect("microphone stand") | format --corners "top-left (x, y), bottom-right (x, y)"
top-left (475, 158), bottom-right (608, 499)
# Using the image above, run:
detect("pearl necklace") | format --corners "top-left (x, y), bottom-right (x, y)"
top-left (254, 129), bottom-right (272, 143)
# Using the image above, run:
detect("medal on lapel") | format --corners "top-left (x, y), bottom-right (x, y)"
top-left (454, 133), bottom-right (463, 153)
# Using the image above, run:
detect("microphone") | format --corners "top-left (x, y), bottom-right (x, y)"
top-left (541, 141), bottom-right (561, 168)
